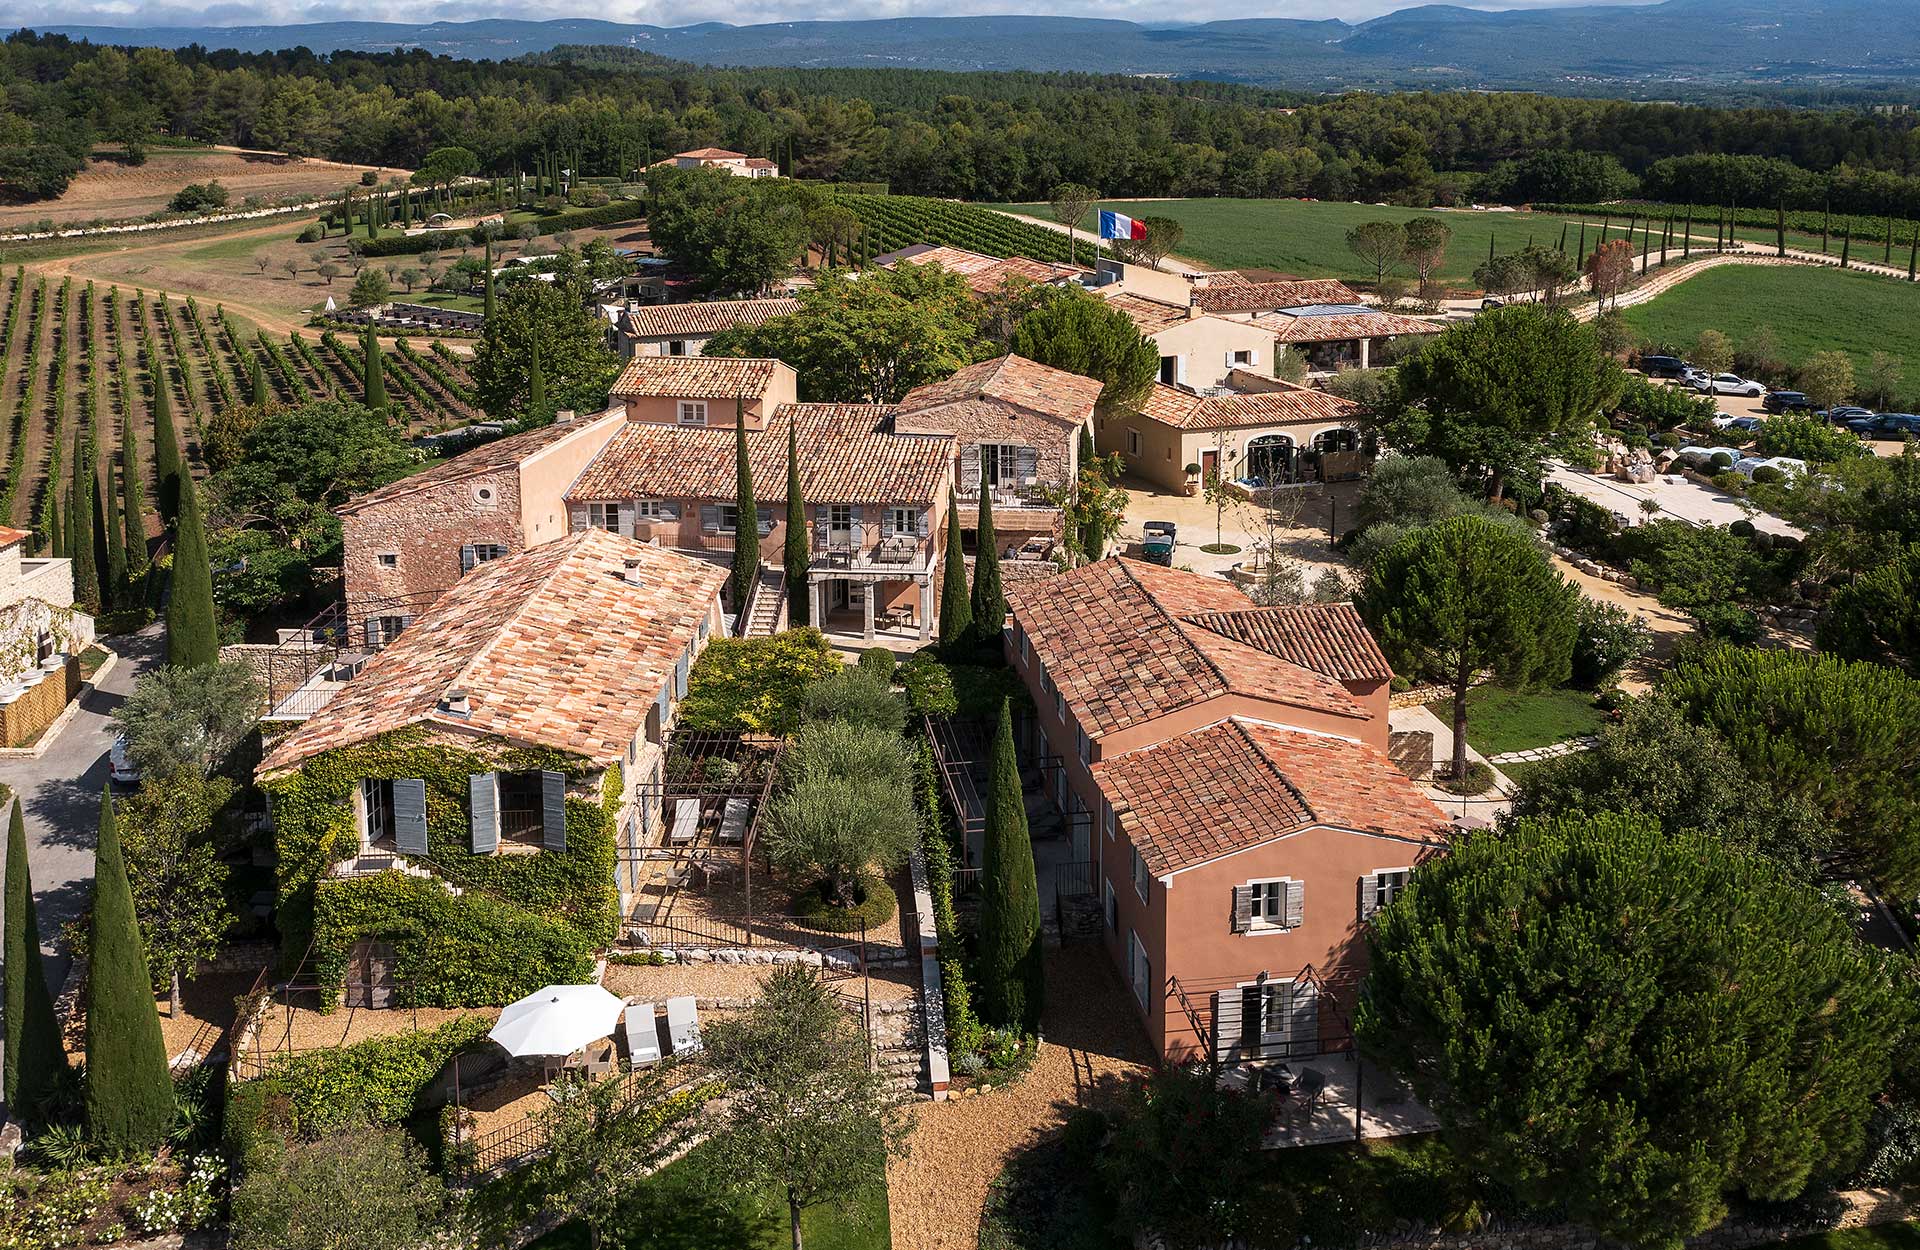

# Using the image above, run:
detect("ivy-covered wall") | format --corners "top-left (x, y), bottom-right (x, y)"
top-left (265, 727), bottom-right (624, 1008)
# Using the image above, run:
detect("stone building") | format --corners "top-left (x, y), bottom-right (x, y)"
top-left (610, 298), bottom-right (800, 361)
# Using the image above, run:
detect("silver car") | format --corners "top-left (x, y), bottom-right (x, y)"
top-left (1690, 372), bottom-right (1766, 398)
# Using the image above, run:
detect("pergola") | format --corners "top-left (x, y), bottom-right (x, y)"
top-left (625, 728), bottom-right (784, 938)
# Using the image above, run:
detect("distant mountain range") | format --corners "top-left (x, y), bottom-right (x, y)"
top-left (31, 0), bottom-right (1920, 91)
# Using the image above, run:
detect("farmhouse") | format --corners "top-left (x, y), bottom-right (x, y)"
top-left (872, 244), bottom-right (1085, 295)
top-left (609, 297), bottom-right (801, 360)
top-left (1098, 380), bottom-right (1367, 493)
top-left (258, 528), bottom-right (729, 1007)
top-left (608, 355), bottom-right (799, 427)
top-left (648, 148), bottom-right (781, 178)
top-left (1191, 278), bottom-right (1367, 317)
top-left (1098, 289), bottom-right (1277, 390)
top-left (1251, 305), bottom-right (1445, 373)
top-left (1000, 557), bottom-right (1448, 1061)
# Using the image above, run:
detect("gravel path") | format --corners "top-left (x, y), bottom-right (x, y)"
top-left (886, 944), bottom-right (1153, 1250)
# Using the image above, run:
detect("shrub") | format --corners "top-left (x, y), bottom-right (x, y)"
top-left (1571, 599), bottom-right (1651, 689)
top-left (169, 182), bottom-right (229, 213)
top-left (1729, 518), bottom-right (1756, 539)
top-left (297, 224), bottom-right (323, 243)
top-left (1439, 760), bottom-right (1495, 795)
top-left (857, 647), bottom-right (897, 683)
top-left (1756, 413), bottom-right (1869, 465)
top-left (900, 657), bottom-right (958, 717)
top-left (251, 1017), bottom-right (489, 1139)
top-left (1710, 452), bottom-right (1735, 470)
top-left (792, 872), bottom-right (897, 932)
top-left (801, 667), bottom-right (906, 733)
top-left (1750, 465), bottom-right (1784, 485)
top-left (678, 630), bottom-right (841, 733)
top-left (1691, 603), bottom-right (1762, 644)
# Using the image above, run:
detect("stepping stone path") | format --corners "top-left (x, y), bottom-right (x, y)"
top-left (1488, 736), bottom-right (1599, 766)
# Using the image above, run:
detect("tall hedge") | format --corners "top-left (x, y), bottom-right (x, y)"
top-left (976, 698), bottom-right (1043, 1035)
top-left (85, 787), bottom-right (174, 1153)
top-left (166, 468), bottom-right (219, 670)
top-left (783, 419), bottom-right (809, 626)
top-left (4, 799), bottom-right (67, 1119)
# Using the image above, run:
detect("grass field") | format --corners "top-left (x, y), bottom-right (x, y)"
top-left (1780, 1225), bottom-right (1920, 1250)
top-left (1621, 264), bottom-right (1920, 398)
top-left (983, 199), bottom-right (1639, 285)
top-left (1429, 686), bottom-right (1608, 757)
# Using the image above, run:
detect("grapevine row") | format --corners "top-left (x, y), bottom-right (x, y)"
top-left (835, 193), bottom-right (1075, 265)
top-left (257, 332), bottom-right (310, 404)
top-left (1, 280), bottom-right (48, 520)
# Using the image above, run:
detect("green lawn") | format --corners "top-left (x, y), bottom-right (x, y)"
top-left (524, 1142), bottom-right (889, 1250)
top-left (1428, 687), bottom-right (1607, 758)
top-left (982, 199), bottom-right (1620, 285)
top-left (1620, 263), bottom-right (1920, 403)
top-left (1781, 1225), bottom-right (1920, 1250)
top-left (401, 290), bottom-right (484, 311)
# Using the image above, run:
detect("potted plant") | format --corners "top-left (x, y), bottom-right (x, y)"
top-left (1182, 463), bottom-right (1202, 496)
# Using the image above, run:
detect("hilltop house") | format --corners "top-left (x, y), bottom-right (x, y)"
top-left (649, 148), bottom-right (781, 178)
top-left (0, 525), bottom-right (93, 747)
top-left (1004, 558), bottom-right (1448, 1060)
top-left (609, 298), bottom-right (800, 360)
top-left (1098, 380), bottom-right (1367, 493)
top-left (607, 355), bottom-right (798, 428)
top-left (1098, 289), bottom-right (1278, 391)
top-left (258, 529), bottom-right (727, 1008)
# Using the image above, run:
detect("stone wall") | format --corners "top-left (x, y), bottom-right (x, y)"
top-left (341, 468), bottom-right (524, 627)
top-left (0, 655), bottom-right (78, 746)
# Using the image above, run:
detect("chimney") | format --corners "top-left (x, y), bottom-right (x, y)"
top-left (622, 558), bottom-right (644, 586)
top-left (555, 408), bottom-right (576, 425)
top-left (445, 689), bottom-right (471, 716)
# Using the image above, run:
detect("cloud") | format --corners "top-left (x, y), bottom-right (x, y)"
top-left (8, 0), bottom-right (1654, 32)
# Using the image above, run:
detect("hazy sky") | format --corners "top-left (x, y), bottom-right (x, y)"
top-left (8, 0), bottom-right (1656, 31)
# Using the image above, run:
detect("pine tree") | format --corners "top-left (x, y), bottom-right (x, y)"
top-left (166, 468), bottom-right (219, 670)
top-left (938, 486), bottom-right (971, 653)
top-left (977, 698), bottom-right (1043, 1035)
top-left (362, 324), bottom-right (387, 411)
top-left (84, 787), bottom-right (174, 1154)
top-left (69, 428), bottom-right (100, 614)
top-left (102, 450), bottom-right (127, 613)
top-left (122, 414), bottom-right (147, 576)
top-left (783, 417), bottom-right (809, 626)
top-left (969, 465), bottom-right (1005, 651)
top-left (731, 398), bottom-right (759, 612)
top-left (151, 377), bottom-right (182, 522)
top-left (5, 799), bottom-right (68, 1121)
top-left (529, 333), bottom-right (546, 416)
top-left (250, 353), bottom-right (268, 406)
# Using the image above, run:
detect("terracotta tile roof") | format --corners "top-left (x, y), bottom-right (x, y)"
top-left (259, 529), bottom-right (727, 778)
top-left (676, 147), bottom-right (749, 160)
top-left (1094, 717), bottom-right (1449, 876)
top-left (1099, 290), bottom-right (1192, 336)
top-left (1193, 279), bottom-right (1361, 313)
top-left (897, 354), bottom-right (1103, 427)
top-left (1133, 381), bottom-right (1361, 431)
top-left (880, 245), bottom-right (1083, 295)
top-left (1181, 604), bottom-right (1392, 683)
top-left (743, 158), bottom-right (779, 170)
top-left (567, 404), bottom-right (951, 506)
top-left (0, 526), bottom-right (31, 550)
top-left (1007, 557), bottom-right (1374, 736)
top-left (619, 299), bottom-right (799, 340)
top-left (338, 414), bottom-right (618, 517)
top-left (1253, 309), bottom-right (1446, 344)
top-left (610, 356), bottom-right (782, 400)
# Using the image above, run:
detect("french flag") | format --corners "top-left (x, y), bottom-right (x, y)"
top-left (1099, 210), bottom-right (1148, 241)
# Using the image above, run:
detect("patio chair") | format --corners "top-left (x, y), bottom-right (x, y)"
top-left (665, 996), bottom-right (701, 1055)
top-left (1297, 1066), bottom-right (1328, 1116)
top-left (717, 798), bottom-right (749, 844)
top-left (582, 1039), bottom-right (616, 1079)
top-left (624, 1003), bottom-right (663, 1067)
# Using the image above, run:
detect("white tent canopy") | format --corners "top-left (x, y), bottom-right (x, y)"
top-left (489, 984), bottom-right (626, 1058)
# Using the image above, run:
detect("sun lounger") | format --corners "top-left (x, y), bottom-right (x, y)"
top-left (624, 1003), bottom-right (662, 1066)
top-left (665, 995), bottom-right (701, 1054)
top-left (717, 797), bottom-right (750, 844)
top-left (670, 798), bottom-right (700, 845)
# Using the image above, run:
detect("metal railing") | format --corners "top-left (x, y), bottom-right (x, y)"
top-left (812, 522), bottom-right (933, 573)
top-left (955, 482), bottom-right (1058, 510)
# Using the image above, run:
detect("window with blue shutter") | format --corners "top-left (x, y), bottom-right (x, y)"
top-left (469, 773), bottom-right (499, 854)
top-left (393, 778), bottom-right (428, 854)
top-left (541, 771), bottom-right (568, 851)
top-left (653, 686), bottom-right (670, 742)
top-left (460, 545), bottom-right (476, 574)
top-left (674, 652), bottom-right (689, 699)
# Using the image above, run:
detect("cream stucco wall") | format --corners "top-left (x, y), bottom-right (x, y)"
top-left (1148, 316), bottom-right (1276, 392)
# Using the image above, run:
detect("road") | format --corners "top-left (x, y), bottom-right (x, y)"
top-left (0, 622), bottom-right (165, 993)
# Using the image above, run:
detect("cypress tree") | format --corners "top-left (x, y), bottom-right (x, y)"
top-left (1486, 234), bottom-right (1494, 266)
top-left (69, 429), bottom-right (99, 614)
top-left (1822, 201), bottom-right (1831, 254)
top-left (91, 456), bottom-right (111, 615)
top-left (84, 787), bottom-right (173, 1154)
top-left (46, 487), bottom-right (62, 559)
top-left (166, 468), bottom-right (219, 670)
top-left (483, 240), bottom-right (497, 329)
top-left (783, 417), bottom-right (809, 626)
top-left (1776, 203), bottom-right (1787, 257)
top-left (1682, 205), bottom-right (1692, 258)
top-left (731, 398), bottom-right (759, 612)
top-left (1908, 227), bottom-right (1918, 282)
top-left (529, 332), bottom-right (546, 416)
top-left (1599, 215), bottom-right (1610, 244)
top-left (1886, 214), bottom-right (1896, 265)
top-left (977, 698), bottom-right (1043, 1035)
top-left (102, 452), bottom-right (127, 613)
top-left (1841, 229), bottom-right (1852, 269)
top-left (1556, 222), bottom-right (1567, 253)
top-left (250, 353), bottom-right (268, 406)
top-left (362, 324), bottom-right (388, 412)
top-left (938, 486), bottom-right (971, 653)
top-left (151, 377), bottom-right (182, 522)
top-left (5, 799), bottom-right (67, 1120)
top-left (969, 463), bottom-right (1005, 651)
top-left (122, 414), bottom-right (146, 576)
top-left (1576, 220), bottom-right (1586, 262)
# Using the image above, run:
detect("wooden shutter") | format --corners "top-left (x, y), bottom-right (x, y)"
top-left (916, 509), bottom-right (930, 538)
top-left (1249, 348), bottom-right (1260, 366)
top-left (364, 617), bottom-right (380, 648)
top-left (654, 687), bottom-right (670, 738)
top-left (540, 770), bottom-right (568, 851)
top-left (1249, 985), bottom-right (1273, 1057)
top-left (1283, 878), bottom-right (1304, 929)
top-left (1015, 446), bottom-right (1039, 482)
top-left (701, 505), bottom-right (720, 534)
top-left (1288, 979), bottom-right (1319, 1055)
top-left (959, 444), bottom-right (980, 488)
top-left (393, 778), bottom-right (428, 854)
top-left (880, 508), bottom-right (895, 538)
top-left (675, 652), bottom-right (689, 698)
top-left (617, 502), bottom-right (636, 535)
top-left (396, 614), bottom-right (413, 636)
top-left (1360, 873), bottom-right (1381, 921)
top-left (460, 544), bottom-right (476, 574)
top-left (1213, 989), bottom-right (1243, 1063)
top-left (569, 504), bottom-right (589, 533)
top-left (756, 506), bottom-right (775, 536)
top-left (469, 773), bottom-right (498, 854)
top-left (1231, 884), bottom-right (1253, 933)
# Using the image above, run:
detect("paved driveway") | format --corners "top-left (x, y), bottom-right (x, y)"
top-left (0, 623), bottom-right (164, 992)
top-left (1547, 464), bottom-right (1804, 538)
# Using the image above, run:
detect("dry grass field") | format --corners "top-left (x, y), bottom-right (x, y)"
top-left (0, 146), bottom-right (398, 232)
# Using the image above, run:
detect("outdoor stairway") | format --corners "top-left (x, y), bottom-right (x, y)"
top-left (871, 999), bottom-right (927, 1097)
top-left (740, 568), bottom-right (787, 637)
top-left (331, 850), bottom-right (464, 897)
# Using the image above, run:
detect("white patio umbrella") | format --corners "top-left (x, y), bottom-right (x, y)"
top-left (489, 984), bottom-right (626, 1058)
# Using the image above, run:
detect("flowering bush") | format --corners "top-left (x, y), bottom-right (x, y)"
top-left (131, 1154), bottom-right (224, 1234)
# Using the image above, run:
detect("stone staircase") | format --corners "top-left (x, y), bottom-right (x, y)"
top-left (331, 850), bottom-right (464, 896)
top-left (871, 998), bottom-right (927, 1097)
top-left (740, 568), bottom-right (787, 638)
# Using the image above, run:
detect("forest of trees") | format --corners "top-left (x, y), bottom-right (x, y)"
top-left (4, 32), bottom-right (1920, 214)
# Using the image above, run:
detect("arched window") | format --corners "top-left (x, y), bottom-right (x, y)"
top-left (1244, 434), bottom-right (1298, 485)
top-left (1313, 427), bottom-right (1359, 454)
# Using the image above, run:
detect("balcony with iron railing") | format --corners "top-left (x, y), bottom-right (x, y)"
top-left (953, 479), bottom-right (1061, 512)
top-left (813, 521), bottom-right (934, 575)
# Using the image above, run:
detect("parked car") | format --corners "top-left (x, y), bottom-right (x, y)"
top-left (1675, 445), bottom-right (1747, 471)
top-left (1140, 521), bottom-right (1177, 567)
top-left (1639, 355), bottom-right (1691, 379)
top-left (1849, 413), bottom-right (1920, 439)
top-left (1481, 297), bottom-right (1505, 311)
top-left (1735, 455), bottom-right (1807, 481)
top-left (1690, 373), bottom-right (1767, 397)
top-left (109, 734), bottom-right (139, 786)
top-left (1821, 406), bottom-right (1874, 426)
top-left (1762, 391), bottom-right (1813, 414)
top-left (1711, 416), bottom-right (1764, 434)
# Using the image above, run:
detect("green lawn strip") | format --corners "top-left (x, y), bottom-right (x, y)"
top-left (1620, 263), bottom-right (1920, 401)
top-left (1427, 687), bottom-right (1607, 758)
top-left (523, 1140), bottom-right (890, 1250)
top-left (1779, 1224), bottom-right (1920, 1250)
top-left (1492, 757), bottom-right (1548, 791)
